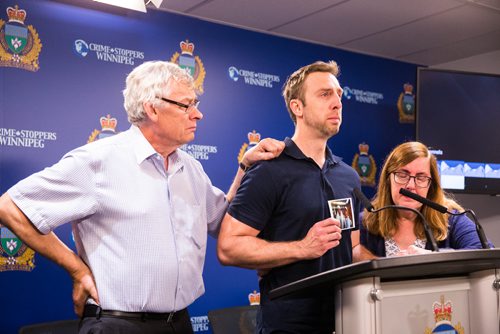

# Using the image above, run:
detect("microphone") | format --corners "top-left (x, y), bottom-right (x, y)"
top-left (354, 188), bottom-right (439, 252)
top-left (353, 188), bottom-right (375, 212)
top-left (398, 188), bottom-right (447, 213)
top-left (399, 188), bottom-right (490, 249)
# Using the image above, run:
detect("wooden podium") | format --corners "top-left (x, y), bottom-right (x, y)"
top-left (270, 249), bottom-right (500, 334)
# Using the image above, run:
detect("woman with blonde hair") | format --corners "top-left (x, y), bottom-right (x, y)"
top-left (354, 141), bottom-right (491, 259)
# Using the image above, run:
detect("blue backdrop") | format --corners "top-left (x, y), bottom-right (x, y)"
top-left (0, 0), bottom-right (416, 332)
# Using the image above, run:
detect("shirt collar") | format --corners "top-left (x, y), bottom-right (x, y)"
top-left (129, 125), bottom-right (163, 164)
top-left (129, 125), bottom-right (185, 174)
top-left (283, 137), bottom-right (342, 166)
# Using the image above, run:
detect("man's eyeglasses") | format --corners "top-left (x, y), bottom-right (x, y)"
top-left (392, 171), bottom-right (432, 188)
top-left (158, 97), bottom-right (200, 113)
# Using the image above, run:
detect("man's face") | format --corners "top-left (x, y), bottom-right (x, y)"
top-left (300, 72), bottom-right (343, 138)
top-left (155, 80), bottom-right (203, 147)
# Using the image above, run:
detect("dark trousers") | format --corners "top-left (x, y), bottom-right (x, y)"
top-left (79, 304), bottom-right (194, 334)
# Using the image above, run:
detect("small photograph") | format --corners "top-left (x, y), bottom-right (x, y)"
top-left (328, 197), bottom-right (355, 230)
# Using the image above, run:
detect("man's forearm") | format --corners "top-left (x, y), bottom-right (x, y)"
top-left (218, 235), bottom-right (307, 270)
top-left (0, 193), bottom-right (85, 276)
top-left (218, 216), bottom-right (341, 269)
top-left (226, 165), bottom-right (245, 203)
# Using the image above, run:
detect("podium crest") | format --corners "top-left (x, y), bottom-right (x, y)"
top-left (424, 295), bottom-right (464, 334)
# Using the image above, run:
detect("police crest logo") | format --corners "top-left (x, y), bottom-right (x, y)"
top-left (351, 143), bottom-right (377, 187)
top-left (170, 39), bottom-right (206, 95)
top-left (248, 290), bottom-right (260, 305)
top-left (397, 82), bottom-right (415, 123)
top-left (0, 5), bottom-right (42, 71)
top-left (88, 114), bottom-right (119, 143)
top-left (238, 130), bottom-right (260, 164)
top-left (0, 225), bottom-right (35, 272)
top-left (424, 295), bottom-right (464, 334)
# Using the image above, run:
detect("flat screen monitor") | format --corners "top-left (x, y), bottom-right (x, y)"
top-left (416, 67), bottom-right (500, 195)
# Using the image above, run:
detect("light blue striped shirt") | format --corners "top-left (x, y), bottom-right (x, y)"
top-left (8, 125), bottom-right (228, 312)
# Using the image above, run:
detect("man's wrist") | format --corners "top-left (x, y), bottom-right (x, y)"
top-left (239, 161), bottom-right (250, 172)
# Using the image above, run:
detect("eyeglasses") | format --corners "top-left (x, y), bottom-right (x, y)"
top-left (392, 171), bottom-right (432, 188)
top-left (158, 97), bottom-right (200, 113)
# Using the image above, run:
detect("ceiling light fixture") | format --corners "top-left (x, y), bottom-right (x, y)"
top-left (93, 0), bottom-right (147, 13)
top-left (146, 0), bottom-right (164, 8)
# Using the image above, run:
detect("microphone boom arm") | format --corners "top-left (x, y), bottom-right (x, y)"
top-left (399, 188), bottom-right (490, 249)
top-left (371, 205), bottom-right (440, 252)
top-left (460, 209), bottom-right (490, 249)
top-left (353, 188), bottom-right (440, 252)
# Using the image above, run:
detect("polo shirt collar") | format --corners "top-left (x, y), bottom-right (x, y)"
top-left (283, 137), bottom-right (342, 166)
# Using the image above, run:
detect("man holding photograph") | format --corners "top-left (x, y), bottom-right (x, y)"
top-left (217, 61), bottom-right (361, 333)
top-left (329, 198), bottom-right (356, 230)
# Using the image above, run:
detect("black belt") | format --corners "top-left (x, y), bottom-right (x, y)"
top-left (83, 304), bottom-right (186, 322)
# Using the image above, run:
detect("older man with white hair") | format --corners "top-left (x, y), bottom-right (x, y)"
top-left (0, 61), bottom-right (284, 334)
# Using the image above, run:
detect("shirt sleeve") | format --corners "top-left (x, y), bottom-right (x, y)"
top-left (228, 162), bottom-right (277, 231)
top-left (359, 213), bottom-right (386, 257)
top-left (359, 217), bottom-right (373, 251)
top-left (7, 146), bottom-right (99, 234)
top-left (447, 213), bottom-right (494, 249)
top-left (202, 173), bottom-right (228, 238)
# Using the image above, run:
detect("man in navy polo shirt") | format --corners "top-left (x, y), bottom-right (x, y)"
top-left (217, 60), bottom-right (361, 333)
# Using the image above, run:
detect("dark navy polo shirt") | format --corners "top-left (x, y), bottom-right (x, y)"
top-left (228, 137), bottom-right (361, 332)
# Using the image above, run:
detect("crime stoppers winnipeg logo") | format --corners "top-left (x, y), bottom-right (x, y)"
top-left (74, 39), bottom-right (89, 57)
top-left (343, 86), bottom-right (383, 105)
top-left (228, 65), bottom-right (280, 88)
top-left (0, 5), bottom-right (42, 71)
top-left (0, 128), bottom-right (57, 148)
top-left (73, 38), bottom-right (144, 66)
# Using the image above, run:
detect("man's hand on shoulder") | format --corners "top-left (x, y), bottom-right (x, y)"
top-left (241, 138), bottom-right (285, 167)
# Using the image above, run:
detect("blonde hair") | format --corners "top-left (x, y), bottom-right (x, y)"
top-left (363, 141), bottom-right (463, 241)
top-left (282, 61), bottom-right (339, 124)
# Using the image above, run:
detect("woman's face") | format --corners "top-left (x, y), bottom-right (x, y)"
top-left (390, 157), bottom-right (432, 211)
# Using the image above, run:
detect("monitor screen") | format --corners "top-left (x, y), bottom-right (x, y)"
top-left (416, 68), bottom-right (500, 195)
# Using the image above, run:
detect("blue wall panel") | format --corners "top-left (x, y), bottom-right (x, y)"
top-left (0, 1), bottom-right (416, 332)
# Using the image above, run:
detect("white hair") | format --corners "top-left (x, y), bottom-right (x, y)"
top-left (122, 61), bottom-right (195, 125)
